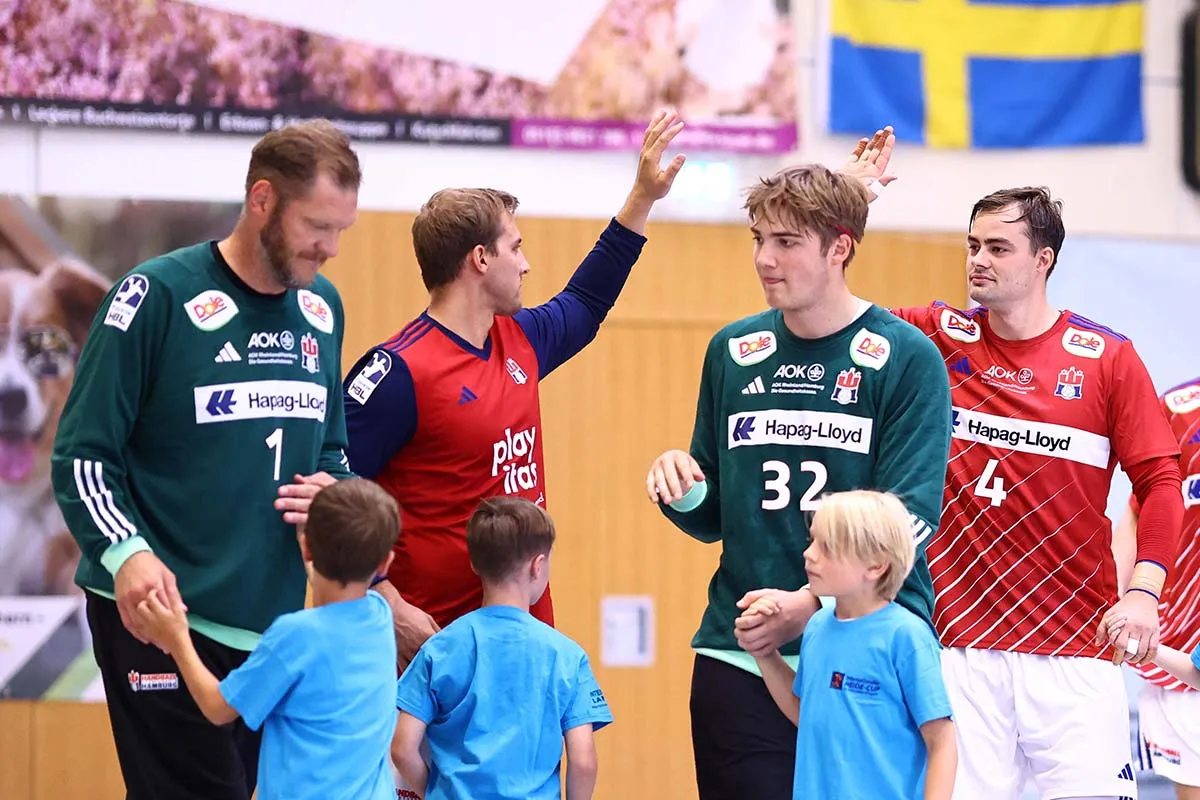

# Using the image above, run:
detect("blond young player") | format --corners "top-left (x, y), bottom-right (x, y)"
top-left (739, 490), bottom-right (956, 800)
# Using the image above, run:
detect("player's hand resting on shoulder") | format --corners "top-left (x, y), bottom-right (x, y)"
top-left (373, 578), bottom-right (441, 671)
top-left (276, 472), bottom-right (337, 530)
top-left (646, 449), bottom-right (705, 505)
top-left (734, 587), bottom-right (821, 658)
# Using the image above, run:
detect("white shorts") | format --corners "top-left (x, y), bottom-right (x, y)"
top-left (1137, 683), bottom-right (1200, 786)
top-left (941, 647), bottom-right (1138, 800)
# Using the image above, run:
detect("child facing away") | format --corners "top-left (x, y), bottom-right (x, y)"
top-left (392, 496), bottom-right (612, 800)
top-left (737, 490), bottom-right (957, 800)
top-left (135, 477), bottom-right (401, 800)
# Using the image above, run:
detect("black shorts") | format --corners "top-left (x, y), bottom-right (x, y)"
top-left (690, 653), bottom-right (798, 800)
top-left (86, 593), bottom-right (262, 800)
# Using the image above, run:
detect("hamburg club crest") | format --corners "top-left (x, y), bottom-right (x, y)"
top-left (1054, 367), bottom-right (1084, 400)
top-left (831, 368), bottom-right (861, 406)
top-left (300, 333), bottom-right (320, 374)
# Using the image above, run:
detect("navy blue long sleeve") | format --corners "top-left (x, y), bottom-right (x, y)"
top-left (514, 217), bottom-right (645, 376)
top-left (343, 218), bottom-right (646, 479)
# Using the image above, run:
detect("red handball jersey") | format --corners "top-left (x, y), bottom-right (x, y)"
top-left (367, 315), bottom-right (551, 628)
top-left (893, 303), bottom-right (1178, 658)
top-left (1135, 378), bottom-right (1200, 690)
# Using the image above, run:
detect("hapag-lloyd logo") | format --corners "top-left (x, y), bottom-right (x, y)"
top-left (491, 426), bottom-right (540, 494)
top-left (950, 406), bottom-right (1111, 468)
top-left (727, 409), bottom-right (873, 454)
top-left (193, 380), bottom-right (328, 424)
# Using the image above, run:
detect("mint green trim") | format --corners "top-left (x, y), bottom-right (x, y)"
top-left (83, 587), bottom-right (260, 651)
top-left (100, 536), bottom-right (151, 576)
top-left (693, 647), bottom-right (798, 678)
top-left (669, 480), bottom-right (709, 512)
top-left (189, 617), bottom-right (260, 651)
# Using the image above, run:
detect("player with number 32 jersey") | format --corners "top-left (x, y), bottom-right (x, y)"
top-left (661, 304), bottom-right (952, 658)
top-left (893, 302), bottom-right (1179, 658)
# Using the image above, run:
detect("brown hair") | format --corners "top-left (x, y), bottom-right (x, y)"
top-left (743, 164), bottom-right (869, 267)
top-left (466, 496), bottom-right (555, 583)
top-left (411, 188), bottom-right (519, 291)
top-left (244, 119), bottom-right (362, 205)
top-left (304, 478), bottom-right (399, 585)
top-left (969, 187), bottom-right (1065, 279)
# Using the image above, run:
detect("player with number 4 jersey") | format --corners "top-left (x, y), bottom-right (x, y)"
top-left (893, 299), bottom-right (1176, 659)
top-left (881, 181), bottom-right (1183, 800)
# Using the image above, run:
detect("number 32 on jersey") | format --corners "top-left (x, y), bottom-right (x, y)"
top-left (762, 460), bottom-right (828, 511)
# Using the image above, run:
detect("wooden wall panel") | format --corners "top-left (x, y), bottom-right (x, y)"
top-left (30, 702), bottom-right (123, 799)
top-left (7, 215), bottom-right (966, 800)
top-left (0, 701), bottom-right (32, 800)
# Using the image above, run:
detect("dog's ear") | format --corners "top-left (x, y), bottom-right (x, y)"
top-left (42, 258), bottom-right (111, 350)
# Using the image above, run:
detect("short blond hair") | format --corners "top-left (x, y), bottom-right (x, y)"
top-left (810, 490), bottom-right (915, 600)
top-left (743, 164), bottom-right (869, 268)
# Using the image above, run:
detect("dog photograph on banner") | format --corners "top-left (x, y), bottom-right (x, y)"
top-left (0, 196), bottom-right (239, 701)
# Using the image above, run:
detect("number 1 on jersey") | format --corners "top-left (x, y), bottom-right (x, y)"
top-left (265, 428), bottom-right (284, 481)
top-left (974, 457), bottom-right (1008, 507)
top-left (762, 460), bottom-right (828, 511)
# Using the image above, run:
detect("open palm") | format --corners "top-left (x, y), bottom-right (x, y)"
top-left (841, 125), bottom-right (898, 201)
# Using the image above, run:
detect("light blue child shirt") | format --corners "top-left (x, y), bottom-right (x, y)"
top-left (396, 605), bottom-right (613, 800)
top-left (793, 602), bottom-right (952, 799)
top-left (219, 591), bottom-right (397, 800)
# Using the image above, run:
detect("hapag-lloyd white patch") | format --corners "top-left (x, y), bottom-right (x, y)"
top-left (194, 380), bottom-right (328, 424)
top-left (727, 409), bottom-right (873, 454)
top-left (951, 406), bottom-right (1110, 468)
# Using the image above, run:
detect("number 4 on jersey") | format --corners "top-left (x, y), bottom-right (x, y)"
top-left (974, 457), bottom-right (1008, 507)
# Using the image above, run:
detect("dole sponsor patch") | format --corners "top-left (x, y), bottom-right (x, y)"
top-left (729, 330), bottom-right (777, 366)
top-left (849, 328), bottom-right (891, 370)
top-left (297, 289), bottom-right (335, 334)
top-left (184, 290), bottom-right (239, 332)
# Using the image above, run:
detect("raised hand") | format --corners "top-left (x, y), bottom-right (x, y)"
top-left (616, 109), bottom-right (688, 234)
top-left (634, 109), bottom-right (688, 201)
top-left (840, 125), bottom-right (897, 201)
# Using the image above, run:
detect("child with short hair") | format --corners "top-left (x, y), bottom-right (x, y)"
top-left (392, 496), bottom-right (612, 800)
top-left (136, 477), bottom-right (401, 800)
top-left (738, 490), bottom-right (957, 799)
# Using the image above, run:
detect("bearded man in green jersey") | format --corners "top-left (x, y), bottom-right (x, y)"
top-left (52, 120), bottom-right (360, 800)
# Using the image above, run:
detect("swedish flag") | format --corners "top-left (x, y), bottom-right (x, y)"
top-left (828, 0), bottom-right (1144, 148)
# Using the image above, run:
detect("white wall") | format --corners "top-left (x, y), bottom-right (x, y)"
top-left (0, 0), bottom-right (1196, 237)
top-left (794, 0), bottom-right (1200, 239)
top-left (0, 113), bottom-right (776, 224)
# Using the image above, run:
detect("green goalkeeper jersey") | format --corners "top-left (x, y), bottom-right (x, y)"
top-left (662, 304), bottom-right (952, 662)
top-left (51, 242), bottom-right (353, 650)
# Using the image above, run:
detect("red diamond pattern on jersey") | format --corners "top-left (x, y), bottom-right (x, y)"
top-left (1135, 377), bottom-right (1200, 691)
top-left (893, 303), bottom-right (1177, 658)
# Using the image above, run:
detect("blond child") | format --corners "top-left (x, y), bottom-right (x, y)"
top-left (739, 490), bottom-right (957, 800)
